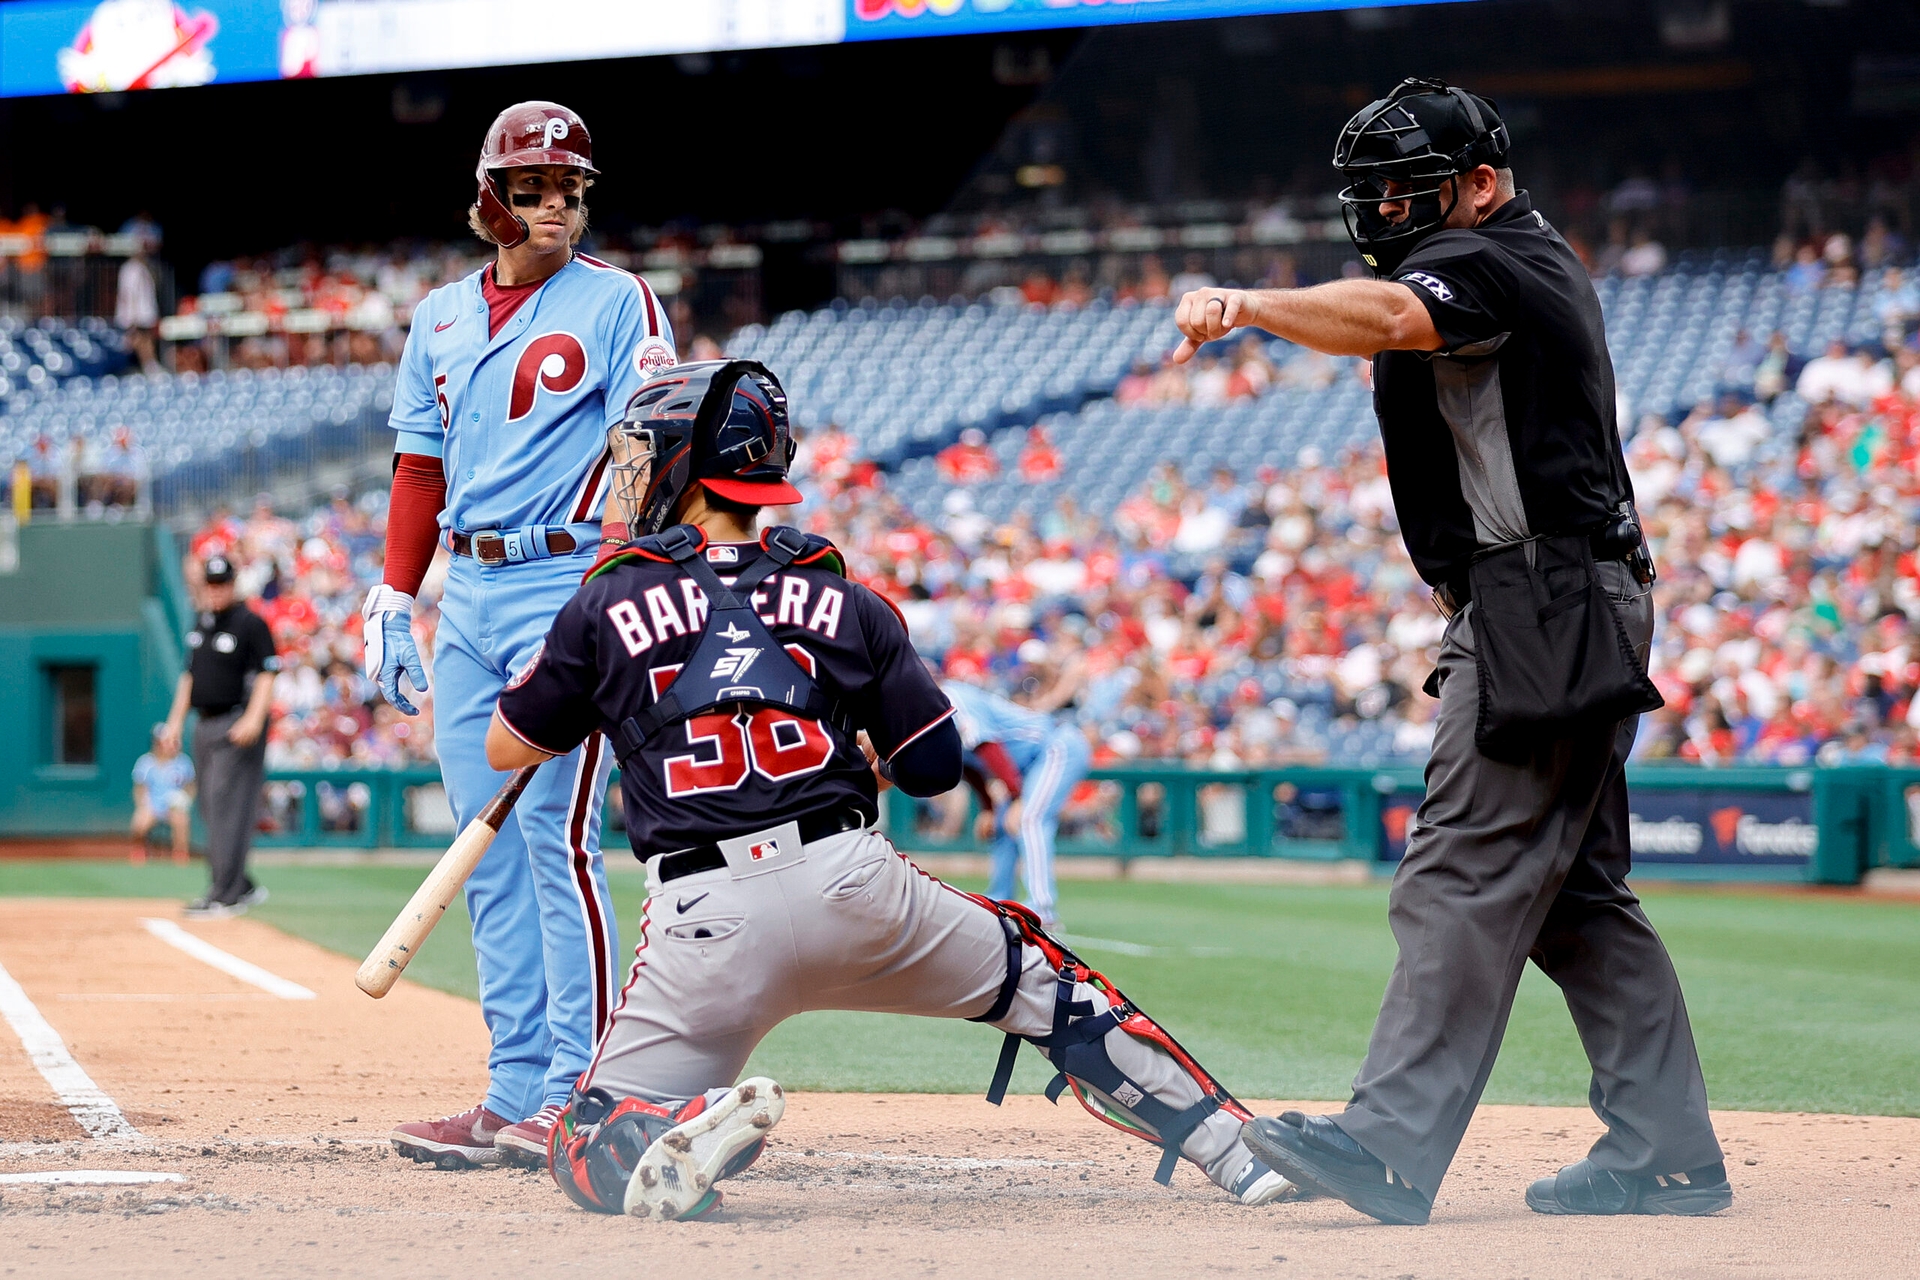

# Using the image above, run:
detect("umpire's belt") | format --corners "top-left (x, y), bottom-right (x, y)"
top-left (448, 522), bottom-right (601, 566)
top-left (1436, 527), bottom-right (1637, 618)
top-left (653, 807), bottom-right (870, 884)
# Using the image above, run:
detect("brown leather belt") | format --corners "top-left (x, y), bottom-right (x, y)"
top-left (448, 528), bottom-right (580, 564)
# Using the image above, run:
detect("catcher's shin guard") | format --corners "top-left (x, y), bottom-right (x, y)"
top-left (971, 898), bottom-right (1253, 1187)
top-left (550, 1086), bottom-right (766, 1216)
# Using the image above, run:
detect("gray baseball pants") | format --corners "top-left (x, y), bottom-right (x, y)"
top-left (1335, 560), bottom-right (1724, 1199)
top-left (191, 708), bottom-right (266, 907)
top-left (582, 823), bottom-right (1261, 1191)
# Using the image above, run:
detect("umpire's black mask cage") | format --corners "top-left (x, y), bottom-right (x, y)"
top-left (1334, 77), bottom-right (1510, 276)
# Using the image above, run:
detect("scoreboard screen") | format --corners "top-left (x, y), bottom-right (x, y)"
top-left (0, 0), bottom-right (1468, 98)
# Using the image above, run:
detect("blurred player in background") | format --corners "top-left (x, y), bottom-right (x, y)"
top-left (942, 679), bottom-right (1090, 931)
top-left (130, 722), bottom-right (194, 865)
top-left (363, 100), bottom-right (675, 1170)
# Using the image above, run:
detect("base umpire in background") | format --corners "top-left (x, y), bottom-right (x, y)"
top-left (160, 553), bottom-right (279, 919)
top-left (1173, 78), bottom-right (1727, 1225)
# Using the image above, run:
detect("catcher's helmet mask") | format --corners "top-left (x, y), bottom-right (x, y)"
top-left (474, 100), bottom-right (598, 249)
top-left (609, 360), bottom-right (801, 538)
top-left (1334, 77), bottom-right (1510, 276)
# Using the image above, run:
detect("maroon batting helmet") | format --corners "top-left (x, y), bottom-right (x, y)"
top-left (474, 101), bottom-right (598, 249)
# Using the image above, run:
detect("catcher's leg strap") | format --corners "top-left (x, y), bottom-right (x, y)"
top-left (973, 899), bottom-right (1242, 1187)
top-left (969, 908), bottom-right (1025, 1105)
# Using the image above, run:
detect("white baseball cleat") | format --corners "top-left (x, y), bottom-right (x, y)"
top-left (623, 1077), bottom-right (785, 1222)
top-left (1233, 1157), bottom-right (1303, 1205)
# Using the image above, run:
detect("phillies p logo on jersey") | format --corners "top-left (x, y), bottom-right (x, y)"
top-left (509, 332), bottom-right (590, 421)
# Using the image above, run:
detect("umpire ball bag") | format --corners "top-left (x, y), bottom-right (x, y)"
top-left (1463, 534), bottom-right (1662, 763)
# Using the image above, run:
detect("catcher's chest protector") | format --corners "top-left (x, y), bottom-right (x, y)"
top-left (611, 524), bottom-right (847, 765)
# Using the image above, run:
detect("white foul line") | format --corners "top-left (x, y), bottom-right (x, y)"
top-left (0, 1170), bottom-right (183, 1186)
top-left (0, 959), bottom-right (138, 1140)
top-left (139, 919), bottom-right (316, 1001)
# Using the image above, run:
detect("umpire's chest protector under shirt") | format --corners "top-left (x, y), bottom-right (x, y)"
top-left (1371, 192), bottom-right (1630, 588)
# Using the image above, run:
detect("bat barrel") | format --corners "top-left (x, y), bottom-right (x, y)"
top-left (354, 763), bottom-right (539, 998)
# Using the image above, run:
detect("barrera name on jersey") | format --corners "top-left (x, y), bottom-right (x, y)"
top-left (604, 571), bottom-right (848, 657)
top-left (390, 254), bottom-right (675, 535)
top-left (497, 538), bottom-right (953, 854)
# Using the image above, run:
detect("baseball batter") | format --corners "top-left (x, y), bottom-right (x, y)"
top-left (485, 360), bottom-right (1297, 1220)
top-left (363, 101), bottom-right (676, 1169)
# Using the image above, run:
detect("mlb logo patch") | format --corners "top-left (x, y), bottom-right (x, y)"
top-left (1398, 271), bottom-right (1453, 302)
top-left (706, 545), bottom-right (739, 563)
top-left (749, 839), bottom-right (781, 862)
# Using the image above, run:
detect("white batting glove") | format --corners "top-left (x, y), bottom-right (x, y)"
top-left (362, 584), bottom-right (428, 716)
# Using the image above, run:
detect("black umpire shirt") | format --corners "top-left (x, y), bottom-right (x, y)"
top-left (186, 602), bottom-right (279, 715)
top-left (1374, 192), bottom-right (1632, 588)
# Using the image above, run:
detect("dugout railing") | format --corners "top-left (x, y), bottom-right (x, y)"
top-left (245, 762), bottom-right (1920, 885)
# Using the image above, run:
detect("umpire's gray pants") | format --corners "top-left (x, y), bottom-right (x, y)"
top-left (192, 709), bottom-right (265, 906)
top-left (1335, 561), bottom-right (1723, 1199)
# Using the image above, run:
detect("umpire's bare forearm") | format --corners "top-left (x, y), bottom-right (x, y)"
top-left (1172, 280), bottom-right (1441, 362)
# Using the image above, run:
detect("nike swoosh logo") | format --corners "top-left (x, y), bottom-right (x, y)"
top-left (434, 318), bottom-right (457, 332)
top-left (675, 893), bottom-right (709, 915)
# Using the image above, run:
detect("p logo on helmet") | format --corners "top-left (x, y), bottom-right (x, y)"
top-left (474, 100), bottom-right (598, 249)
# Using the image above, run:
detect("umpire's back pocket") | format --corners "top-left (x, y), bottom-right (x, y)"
top-left (1467, 536), bottom-right (1663, 762)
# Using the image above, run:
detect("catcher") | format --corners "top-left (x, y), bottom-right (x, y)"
top-left (484, 359), bottom-right (1297, 1220)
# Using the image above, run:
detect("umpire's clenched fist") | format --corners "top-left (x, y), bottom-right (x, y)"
top-left (1173, 288), bottom-right (1253, 364)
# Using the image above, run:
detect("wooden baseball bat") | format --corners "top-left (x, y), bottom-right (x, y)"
top-left (355, 765), bottom-right (539, 998)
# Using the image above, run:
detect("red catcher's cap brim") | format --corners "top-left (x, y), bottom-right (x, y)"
top-left (702, 476), bottom-right (803, 506)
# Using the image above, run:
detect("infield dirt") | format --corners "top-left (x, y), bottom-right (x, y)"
top-left (1, 898), bottom-right (1914, 1279)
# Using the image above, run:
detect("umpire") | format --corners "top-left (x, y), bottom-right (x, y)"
top-left (1173, 79), bottom-right (1727, 1224)
top-left (160, 553), bottom-right (279, 919)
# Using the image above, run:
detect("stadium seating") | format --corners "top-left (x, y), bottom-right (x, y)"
top-left (1, 361), bottom-right (393, 510)
top-left (4, 249), bottom-right (1896, 519)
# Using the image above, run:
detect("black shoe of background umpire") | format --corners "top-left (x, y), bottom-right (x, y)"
top-left (1242, 1111), bottom-right (1432, 1226)
top-left (1525, 1158), bottom-right (1732, 1216)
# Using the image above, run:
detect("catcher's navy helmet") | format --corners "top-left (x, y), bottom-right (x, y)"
top-left (608, 360), bottom-right (799, 537)
top-left (1333, 78), bottom-right (1510, 275)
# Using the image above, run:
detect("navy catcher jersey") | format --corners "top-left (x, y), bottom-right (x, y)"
top-left (497, 534), bottom-right (955, 855)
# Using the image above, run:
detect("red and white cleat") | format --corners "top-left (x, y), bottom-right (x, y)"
top-left (495, 1103), bottom-right (565, 1169)
top-left (390, 1103), bottom-right (512, 1170)
top-left (623, 1077), bottom-right (785, 1222)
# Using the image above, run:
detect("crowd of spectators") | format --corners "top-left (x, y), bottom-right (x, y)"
top-left (187, 323), bottom-right (1920, 780)
top-left (185, 491), bottom-right (436, 773)
top-left (160, 232), bottom-right (731, 374)
top-left (167, 209), bottom-right (1920, 781)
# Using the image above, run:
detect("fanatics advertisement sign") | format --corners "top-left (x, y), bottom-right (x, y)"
top-left (1377, 783), bottom-right (1817, 871)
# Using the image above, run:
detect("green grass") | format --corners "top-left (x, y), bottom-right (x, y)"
top-left (3, 859), bottom-right (1915, 1115)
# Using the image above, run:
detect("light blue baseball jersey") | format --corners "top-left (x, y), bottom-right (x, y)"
top-left (390, 253), bottom-right (675, 533)
top-left (384, 250), bottom-right (673, 1119)
top-left (942, 680), bottom-right (1055, 759)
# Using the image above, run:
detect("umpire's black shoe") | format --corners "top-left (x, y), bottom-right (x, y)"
top-left (1242, 1111), bottom-right (1432, 1226)
top-left (1526, 1158), bottom-right (1732, 1216)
